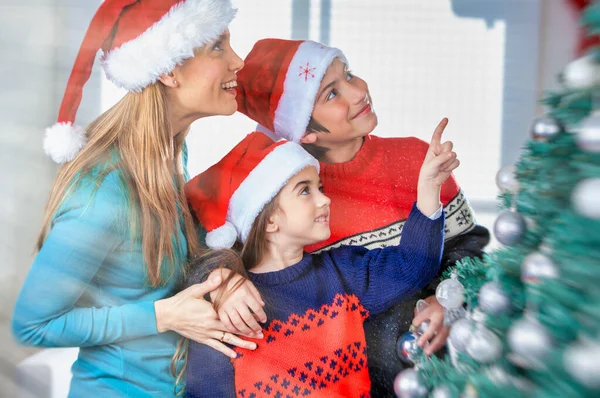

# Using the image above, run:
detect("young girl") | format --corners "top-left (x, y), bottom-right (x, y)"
top-left (183, 126), bottom-right (459, 397)
top-left (12, 1), bottom-right (263, 396)
top-left (234, 38), bottom-right (490, 396)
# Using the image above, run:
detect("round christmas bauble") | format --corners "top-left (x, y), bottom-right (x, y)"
top-left (495, 165), bottom-right (520, 193)
top-left (466, 324), bottom-right (503, 363)
top-left (575, 111), bottom-right (600, 153)
top-left (415, 321), bottom-right (430, 335)
top-left (559, 53), bottom-right (600, 90)
top-left (522, 252), bottom-right (559, 284)
top-left (396, 331), bottom-right (421, 365)
top-left (436, 274), bottom-right (465, 309)
top-left (530, 116), bottom-right (562, 142)
top-left (493, 210), bottom-right (527, 246)
top-left (564, 337), bottom-right (600, 389)
top-left (478, 281), bottom-right (511, 316)
top-left (507, 315), bottom-right (554, 369)
top-left (449, 317), bottom-right (473, 353)
top-left (572, 178), bottom-right (600, 219)
top-left (393, 369), bottom-right (428, 398)
top-left (431, 385), bottom-right (453, 398)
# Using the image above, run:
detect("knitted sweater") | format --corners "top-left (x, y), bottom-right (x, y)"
top-left (186, 203), bottom-right (444, 398)
top-left (305, 135), bottom-right (490, 397)
top-left (12, 151), bottom-right (190, 397)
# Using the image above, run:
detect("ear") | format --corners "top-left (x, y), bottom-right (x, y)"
top-left (265, 214), bottom-right (279, 233)
top-left (300, 133), bottom-right (318, 144)
top-left (158, 71), bottom-right (179, 88)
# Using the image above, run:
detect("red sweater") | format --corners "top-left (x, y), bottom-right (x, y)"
top-left (306, 135), bottom-right (476, 253)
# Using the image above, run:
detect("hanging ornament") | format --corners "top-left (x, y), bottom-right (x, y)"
top-left (507, 313), bottom-right (554, 369)
top-left (495, 165), bottom-right (520, 193)
top-left (436, 273), bottom-right (465, 309)
top-left (413, 299), bottom-right (430, 335)
top-left (564, 336), bottom-right (600, 389)
top-left (575, 110), bottom-right (600, 153)
top-left (449, 316), bottom-right (473, 353)
top-left (522, 251), bottom-right (559, 284)
top-left (465, 322), bottom-right (503, 364)
top-left (559, 53), bottom-right (600, 90)
top-left (530, 115), bottom-right (563, 142)
top-left (478, 280), bottom-right (512, 316)
top-left (396, 331), bottom-right (422, 365)
top-left (393, 369), bottom-right (428, 398)
top-left (430, 385), bottom-right (453, 398)
top-left (493, 210), bottom-right (527, 246)
top-left (572, 178), bottom-right (600, 219)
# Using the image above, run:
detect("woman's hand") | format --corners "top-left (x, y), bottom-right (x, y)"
top-left (208, 268), bottom-right (267, 337)
top-left (154, 276), bottom-right (257, 358)
top-left (417, 118), bottom-right (460, 216)
top-left (412, 295), bottom-right (450, 355)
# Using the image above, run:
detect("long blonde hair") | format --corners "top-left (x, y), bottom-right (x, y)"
top-left (37, 82), bottom-right (201, 286)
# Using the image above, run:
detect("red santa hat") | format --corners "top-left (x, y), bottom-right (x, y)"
top-left (44, 0), bottom-right (236, 164)
top-left (236, 39), bottom-right (347, 143)
top-left (185, 132), bottom-right (319, 249)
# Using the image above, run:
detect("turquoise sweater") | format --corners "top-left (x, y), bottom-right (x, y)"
top-left (12, 163), bottom-right (189, 397)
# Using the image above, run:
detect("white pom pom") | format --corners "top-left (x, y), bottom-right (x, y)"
top-left (43, 122), bottom-right (87, 164)
top-left (205, 222), bottom-right (238, 249)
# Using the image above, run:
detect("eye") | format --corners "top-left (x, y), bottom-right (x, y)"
top-left (319, 185), bottom-right (325, 193)
top-left (301, 186), bottom-right (310, 195)
top-left (345, 70), bottom-right (354, 80)
top-left (326, 89), bottom-right (338, 101)
top-left (213, 41), bottom-right (223, 51)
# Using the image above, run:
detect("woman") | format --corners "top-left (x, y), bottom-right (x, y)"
top-left (12, 0), bottom-right (264, 396)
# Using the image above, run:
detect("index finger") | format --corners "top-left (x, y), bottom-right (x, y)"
top-left (430, 118), bottom-right (449, 147)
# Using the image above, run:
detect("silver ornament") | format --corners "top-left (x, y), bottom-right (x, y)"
top-left (522, 252), bottom-right (559, 284)
top-left (572, 178), bottom-right (600, 219)
top-left (564, 336), bottom-right (600, 389)
top-left (559, 53), bottom-right (600, 90)
top-left (431, 385), bottom-right (453, 398)
top-left (466, 324), bottom-right (503, 363)
top-left (493, 210), bottom-right (527, 246)
top-left (449, 317), bottom-right (473, 353)
top-left (436, 274), bottom-right (465, 309)
top-left (396, 331), bottom-right (421, 365)
top-left (575, 111), bottom-right (600, 153)
top-left (530, 116), bottom-right (562, 142)
top-left (507, 314), bottom-right (554, 369)
top-left (478, 281), bottom-right (511, 316)
top-left (393, 369), bottom-right (428, 398)
top-left (495, 165), bottom-right (520, 193)
top-left (415, 321), bottom-right (430, 335)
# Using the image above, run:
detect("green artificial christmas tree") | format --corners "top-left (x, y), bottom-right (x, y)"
top-left (393, 3), bottom-right (600, 398)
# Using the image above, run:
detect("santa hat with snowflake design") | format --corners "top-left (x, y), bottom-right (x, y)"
top-left (44, 0), bottom-right (236, 164)
top-left (185, 132), bottom-right (319, 249)
top-left (235, 39), bottom-right (347, 143)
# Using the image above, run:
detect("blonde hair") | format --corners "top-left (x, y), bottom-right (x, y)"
top-left (37, 82), bottom-right (201, 286)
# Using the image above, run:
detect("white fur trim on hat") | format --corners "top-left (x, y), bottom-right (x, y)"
top-left (274, 41), bottom-right (347, 142)
top-left (44, 122), bottom-right (87, 164)
top-left (205, 221), bottom-right (238, 249)
top-left (228, 142), bottom-right (320, 243)
top-left (101, 0), bottom-right (236, 92)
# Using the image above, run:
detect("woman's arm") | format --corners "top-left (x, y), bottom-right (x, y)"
top-left (12, 178), bottom-right (158, 347)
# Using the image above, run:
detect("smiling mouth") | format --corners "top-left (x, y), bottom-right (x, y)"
top-left (352, 97), bottom-right (373, 119)
top-left (221, 80), bottom-right (237, 90)
top-left (315, 212), bottom-right (330, 223)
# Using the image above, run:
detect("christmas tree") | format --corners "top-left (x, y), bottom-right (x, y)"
top-left (393, 3), bottom-right (600, 397)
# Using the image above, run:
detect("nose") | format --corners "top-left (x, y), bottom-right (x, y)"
top-left (317, 190), bottom-right (331, 208)
top-left (343, 79), bottom-right (368, 105)
top-left (229, 48), bottom-right (244, 72)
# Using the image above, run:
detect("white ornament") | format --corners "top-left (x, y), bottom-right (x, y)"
top-left (494, 210), bottom-right (527, 246)
top-left (522, 252), bottom-right (559, 284)
top-left (495, 165), bottom-right (520, 193)
top-left (436, 274), bottom-right (465, 309)
top-left (507, 314), bottom-right (554, 369)
top-left (559, 53), bottom-right (600, 90)
top-left (449, 317), bottom-right (473, 353)
top-left (575, 110), bottom-right (600, 153)
top-left (394, 369), bottom-right (428, 398)
top-left (466, 324), bottom-right (503, 363)
top-left (572, 178), bottom-right (600, 219)
top-left (564, 336), bottom-right (600, 389)
top-left (478, 281), bottom-right (511, 316)
top-left (530, 116), bottom-right (562, 142)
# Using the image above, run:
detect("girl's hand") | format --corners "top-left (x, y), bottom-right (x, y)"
top-left (417, 118), bottom-right (460, 216)
top-left (208, 268), bottom-right (267, 338)
top-left (412, 295), bottom-right (450, 355)
top-left (154, 276), bottom-right (257, 358)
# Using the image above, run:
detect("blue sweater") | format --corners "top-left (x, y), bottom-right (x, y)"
top-left (186, 204), bottom-right (444, 398)
top-left (12, 167), bottom-right (188, 397)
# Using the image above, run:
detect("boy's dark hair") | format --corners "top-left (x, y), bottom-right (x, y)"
top-left (301, 117), bottom-right (330, 160)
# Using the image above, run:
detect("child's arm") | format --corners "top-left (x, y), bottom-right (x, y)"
top-left (186, 340), bottom-right (236, 397)
top-left (332, 118), bottom-right (459, 315)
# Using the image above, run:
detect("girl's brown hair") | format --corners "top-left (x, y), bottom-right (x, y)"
top-left (37, 82), bottom-right (201, 286)
top-left (172, 196), bottom-right (281, 394)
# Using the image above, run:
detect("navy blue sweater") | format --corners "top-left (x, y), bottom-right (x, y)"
top-left (186, 203), bottom-right (444, 397)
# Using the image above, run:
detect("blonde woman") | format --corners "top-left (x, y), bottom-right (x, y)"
top-left (11, 1), bottom-right (265, 396)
